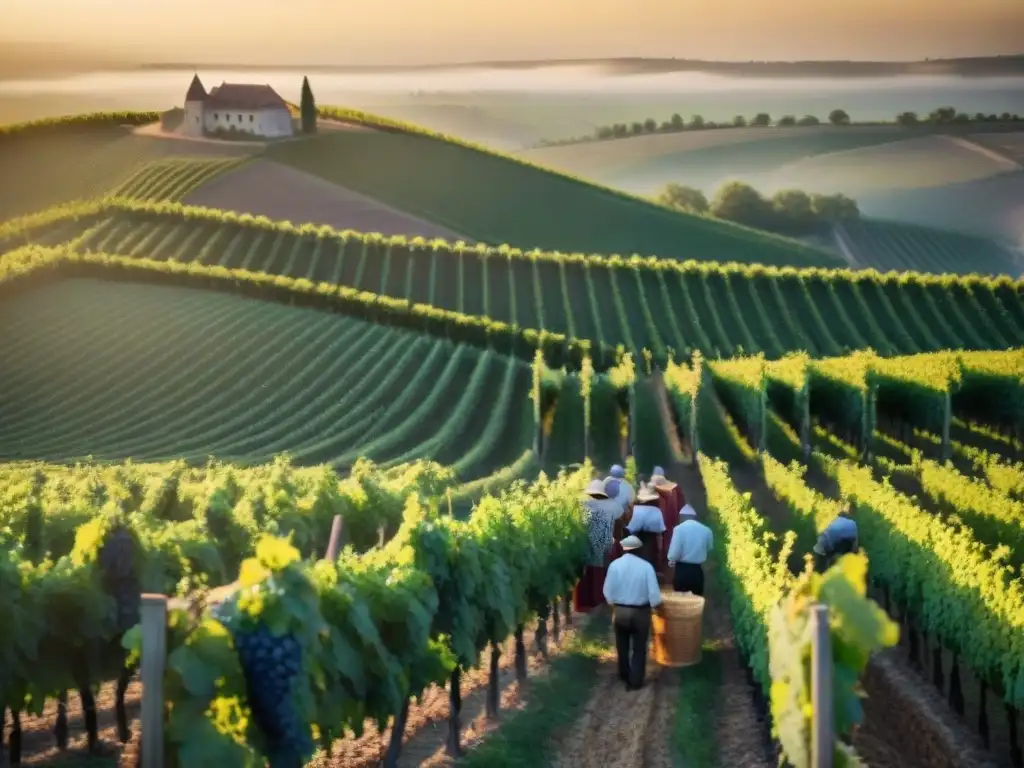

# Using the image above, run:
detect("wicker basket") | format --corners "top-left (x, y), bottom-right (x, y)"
top-left (651, 589), bottom-right (705, 667)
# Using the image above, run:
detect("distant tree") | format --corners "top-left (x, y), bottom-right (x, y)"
top-left (710, 181), bottom-right (772, 227)
top-left (928, 106), bottom-right (957, 124)
top-left (771, 189), bottom-right (815, 230)
top-left (688, 114), bottom-right (706, 130)
top-left (953, 112), bottom-right (970, 123)
top-left (828, 109), bottom-right (851, 126)
top-left (797, 115), bottom-right (820, 126)
top-left (300, 76), bottom-right (317, 134)
top-left (896, 111), bottom-right (919, 127)
top-left (733, 115), bottom-right (747, 127)
top-left (751, 113), bottom-right (771, 127)
top-left (631, 122), bottom-right (645, 135)
top-left (644, 117), bottom-right (658, 133)
top-left (1001, 112), bottom-right (1013, 121)
top-left (612, 123), bottom-right (629, 138)
top-left (974, 112), bottom-right (987, 122)
top-left (670, 113), bottom-right (685, 129)
top-left (658, 183), bottom-right (709, 215)
top-left (810, 192), bottom-right (860, 221)
top-left (596, 125), bottom-right (614, 139)
top-left (778, 115), bottom-right (797, 126)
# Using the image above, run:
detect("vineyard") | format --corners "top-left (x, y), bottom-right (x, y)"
top-left (0, 117), bottom-right (255, 222)
top-left (838, 217), bottom-right (1022, 276)
top-left (2, 110), bottom-right (1024, 768)
top-left (265, 128), bottom-right (840, 267)
top-left (4, 200), bottom-right (1024, 367)
top-left (0, 279), bottom-right (536, 480)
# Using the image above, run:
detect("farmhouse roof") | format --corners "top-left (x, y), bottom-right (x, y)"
top-left (205, 83), bottom-right (289, 111)
top-left (185, 74), bottom-right (207, 102)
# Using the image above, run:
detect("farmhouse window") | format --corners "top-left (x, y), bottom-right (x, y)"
top-left (249, 115), bottom-right (254, 122)
top-left (226, 114), bottom-right (231, 122)
top-left (238, 114), bottom-right (243, 122)
top-left (214, 113), bottom-right (219, 120)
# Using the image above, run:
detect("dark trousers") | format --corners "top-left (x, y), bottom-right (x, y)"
top-left (815, 539), bottom-right (858, 572)
top-left (673, 562), bottom-right (705, 596)
top-left (613, 605), bottom-right (652, 689)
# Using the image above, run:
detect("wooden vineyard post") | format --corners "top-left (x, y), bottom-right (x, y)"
top-left (800, 381), bottom-right (811, 459)
top-left (140, 594), bottom-right (168, 768)
top-left (811, 604), bottom-right (834, 768)
top-left (324, 514), bottom-right (343, 561)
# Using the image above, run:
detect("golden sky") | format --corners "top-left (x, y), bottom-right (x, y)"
top-left (4, 0), bottom-right (1023, 65)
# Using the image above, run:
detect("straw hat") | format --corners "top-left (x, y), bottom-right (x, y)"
top-left (609, 464), bottom-right (625, 479)
top-left (621, 535), bottom-right (642, 551)
top-left (636, 484), bottom-right (660, 504)
top-left (584, 479), bottom-right (609, 499)
top-left (650, 473), bottom-right (677, 491)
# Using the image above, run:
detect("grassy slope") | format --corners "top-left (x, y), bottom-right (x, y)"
top-left (0, 277), bottom-right (532, 473)
top-left (266, 129), bottom-right (841, 268)
top-left (0, 124), bottom-right (255, 222)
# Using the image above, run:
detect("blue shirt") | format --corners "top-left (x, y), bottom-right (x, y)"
top-left (815, 516), bottom-right (858, 555)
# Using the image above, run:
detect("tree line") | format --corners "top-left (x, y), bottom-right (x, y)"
top-left (657, 181), bottom-right (859, 237)
top-left (537, 106), bottom-right (1024, 147)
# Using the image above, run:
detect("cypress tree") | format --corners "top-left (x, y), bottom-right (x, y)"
top-left (300, 76), bottom-right (317, 134)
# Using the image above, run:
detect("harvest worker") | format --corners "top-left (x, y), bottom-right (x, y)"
top-left (666, 503), bottom-right (713, 596)
top-left (573, 478), bottom-right (621, 613)
top-left (813, 503), bottom-right (859, 571)
top-left (604, 464), bottom-right (634, 538)
top-left (603, 535), bottom-right (663, 691)
top-left (650, 470), bottom-right (683, 576)
top-left (625, 484), bottom-right (667, 574)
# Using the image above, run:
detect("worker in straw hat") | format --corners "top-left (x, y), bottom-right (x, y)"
top-left (650, 468), bottom-right (683, 576)
top-left (625, 483), bottom-right (667, 575)
top-left (603, 534), bottom-right (663, 691)
top-left (573, 478), bottom-right (622, 613)
top-left (604, 464), bottom-right (634, 539)
top-left (666, 501), bottom-right (713, 596)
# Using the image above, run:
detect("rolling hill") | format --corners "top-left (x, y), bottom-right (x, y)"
top-left (0, 277), bottom-right (534, 474)
top-left (837, 218), bottom-right (1022, 276)
top-left (6, 200), bottom-right (1023, 365)
top-left (265, 127), bottom-right (840, 267)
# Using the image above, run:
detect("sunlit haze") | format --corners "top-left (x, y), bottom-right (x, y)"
top-left (4, 0), bottom-right (1023, 65)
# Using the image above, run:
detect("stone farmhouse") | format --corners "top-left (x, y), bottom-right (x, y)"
top-left (182, 75), bottom-right (294, 139)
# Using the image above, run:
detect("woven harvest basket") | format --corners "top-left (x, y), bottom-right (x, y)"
top-left (652, 589), bottom-right (705, 667)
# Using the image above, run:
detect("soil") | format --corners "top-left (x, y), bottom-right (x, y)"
top-left (181, 159), bottom-right (468, 241)
top-left (2, 620), bottom-right (570, 768)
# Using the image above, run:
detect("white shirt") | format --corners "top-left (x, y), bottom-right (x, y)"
top-left (666, 519), bottom-right (714, 565)
top-left (626, 504), bottom-right (666, 534)
top-left (603, 553), bottom-right (663, 607)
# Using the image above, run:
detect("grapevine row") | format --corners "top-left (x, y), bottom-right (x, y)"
top-left (5, 198), bottom-right (1024, 365)
top-left (0, 277), bottom-right (536, 475)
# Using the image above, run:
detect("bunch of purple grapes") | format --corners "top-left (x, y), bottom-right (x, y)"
top-left (233, 623), bottom-right (313, 767)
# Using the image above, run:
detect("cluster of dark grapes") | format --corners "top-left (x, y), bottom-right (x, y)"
top-left (233, 623), bottom-right (313, 768)
top-left (98, 526), bottom-right (141, 632)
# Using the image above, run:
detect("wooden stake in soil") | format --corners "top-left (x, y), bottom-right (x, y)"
top-left (565, 591), bottom-right (573, 626)
top-left (552, 597), bottom-right (561, 643)
top-left (811, 604), bottom-right (834, 768)
top-left (324, 514), bottom-right (344, 561)
top-left (140, 594), bottom-right (168, 768)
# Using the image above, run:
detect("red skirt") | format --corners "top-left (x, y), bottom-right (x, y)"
top-left (573, 565), bottom-right (608, 612)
